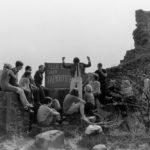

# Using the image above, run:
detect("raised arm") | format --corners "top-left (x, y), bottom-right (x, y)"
top-left (83, 56), bottom-right (91, 68)
top-left (62, 57), bottom-right (71, 69)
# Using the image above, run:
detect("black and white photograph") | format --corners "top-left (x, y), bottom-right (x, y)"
top-left (0, 0), bottom-right (150, 149)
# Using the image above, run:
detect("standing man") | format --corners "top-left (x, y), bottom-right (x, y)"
top-left (34, 65), bottom-right (49, 103)
top-left (62, 56), bottom-right (91, 98)
top-left (95, 63), bottom-right (107, 98)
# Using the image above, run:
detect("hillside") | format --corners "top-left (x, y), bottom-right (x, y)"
top-left (107, 9), bottom-right (150, 93)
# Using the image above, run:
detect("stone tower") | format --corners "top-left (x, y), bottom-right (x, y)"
top-left (121, 10), bottom-right (150, 65)
top-left (133, 9), bottom-right (150, 48)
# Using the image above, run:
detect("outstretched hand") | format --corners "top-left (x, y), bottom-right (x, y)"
top-left (87, 56), bottom-right (90, 61)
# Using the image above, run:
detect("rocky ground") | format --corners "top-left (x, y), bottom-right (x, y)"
top-left (0, 128), bottom-right (150, 150)
top-left (0, 112), bottom-right (150, 150)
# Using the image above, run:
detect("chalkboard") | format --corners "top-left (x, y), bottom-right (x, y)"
top-left (45, 63), bottom-right (72, 89)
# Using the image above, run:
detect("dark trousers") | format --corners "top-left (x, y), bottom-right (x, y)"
top-left (36, 85), bottom-right (49, 103)
top-left (84, 102), bottom-right (95, 116)
top-left (31, 88), bottom-right (40, 104)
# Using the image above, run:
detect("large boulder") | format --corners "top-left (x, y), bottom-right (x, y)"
top-left (35, 130), bottom-right (64, 150)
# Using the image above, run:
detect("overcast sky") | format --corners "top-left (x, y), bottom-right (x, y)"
top-left (0, 0), bottom-right (150, 76)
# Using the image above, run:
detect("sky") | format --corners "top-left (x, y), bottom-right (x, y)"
top-left (0, 0), bottom-right (150, 77)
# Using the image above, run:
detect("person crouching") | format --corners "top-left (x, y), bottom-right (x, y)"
top-left (63, 88), bottom-right (89, 122)
top-left (37, 97), bottom-right (60, 127)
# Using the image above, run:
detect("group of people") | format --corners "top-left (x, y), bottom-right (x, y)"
top-left (62, 56), bottom-right (137, 123)
top-left (0, 61), bottom-right (60, 124)
top-left (0, 57), bottom-right (137, 128)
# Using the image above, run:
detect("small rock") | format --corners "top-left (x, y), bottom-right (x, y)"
top-left (85, 125), bottom-right (102, 135)
top-left (93, 144), bottom-right (107, 150)
top-left (35, 130), bottom-right (64, 150)
top-left (79, 130), bottom-right (107, 148)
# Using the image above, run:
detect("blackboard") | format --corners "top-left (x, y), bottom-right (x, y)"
top-left (45, 63), bottom-right (72, 89)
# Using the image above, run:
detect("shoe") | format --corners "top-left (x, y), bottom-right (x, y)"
top-left (27, 104), bottom-right (34, 108)
top-left (81, 116), bottom-right (90, 123)
top-left (29, 108), bottom-right (34, 113)
top-left (24, 106), bottom-right (34, 113)
top-left (24, 106), bottom-right (28, 111)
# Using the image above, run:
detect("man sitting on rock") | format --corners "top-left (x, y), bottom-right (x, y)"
top-left (121, 79), bottom-right (136, 112)
top-left (37, 97), bottom-right (60, 127)
top-left (63, 88), bottom-right (89, 122)
top-left (107, 80), bottom-right (123, 103)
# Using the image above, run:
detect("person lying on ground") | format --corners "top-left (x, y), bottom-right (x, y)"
top-left (63, 88), bottom-right (89, 122)
top-left (37, 97), bottom-right (60, 127)
top-left (0, 63), bottom-right (33, 111)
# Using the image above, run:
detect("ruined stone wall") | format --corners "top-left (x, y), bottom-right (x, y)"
top-left (121, 10), bottom-right (150, 65)
top-left (108, 10), bottom-right (150, 95)
top-left (0, 92), bottom-right (29, 134)
top-left (133, 9), bottom-right (150, 48)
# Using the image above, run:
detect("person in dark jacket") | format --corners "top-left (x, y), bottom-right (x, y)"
top-left (34, 65), bottom-right (49, 103)
top-left (95, 63), bottom-right (107, 98)
top-left (62, 56), bottom-right (91, 98)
